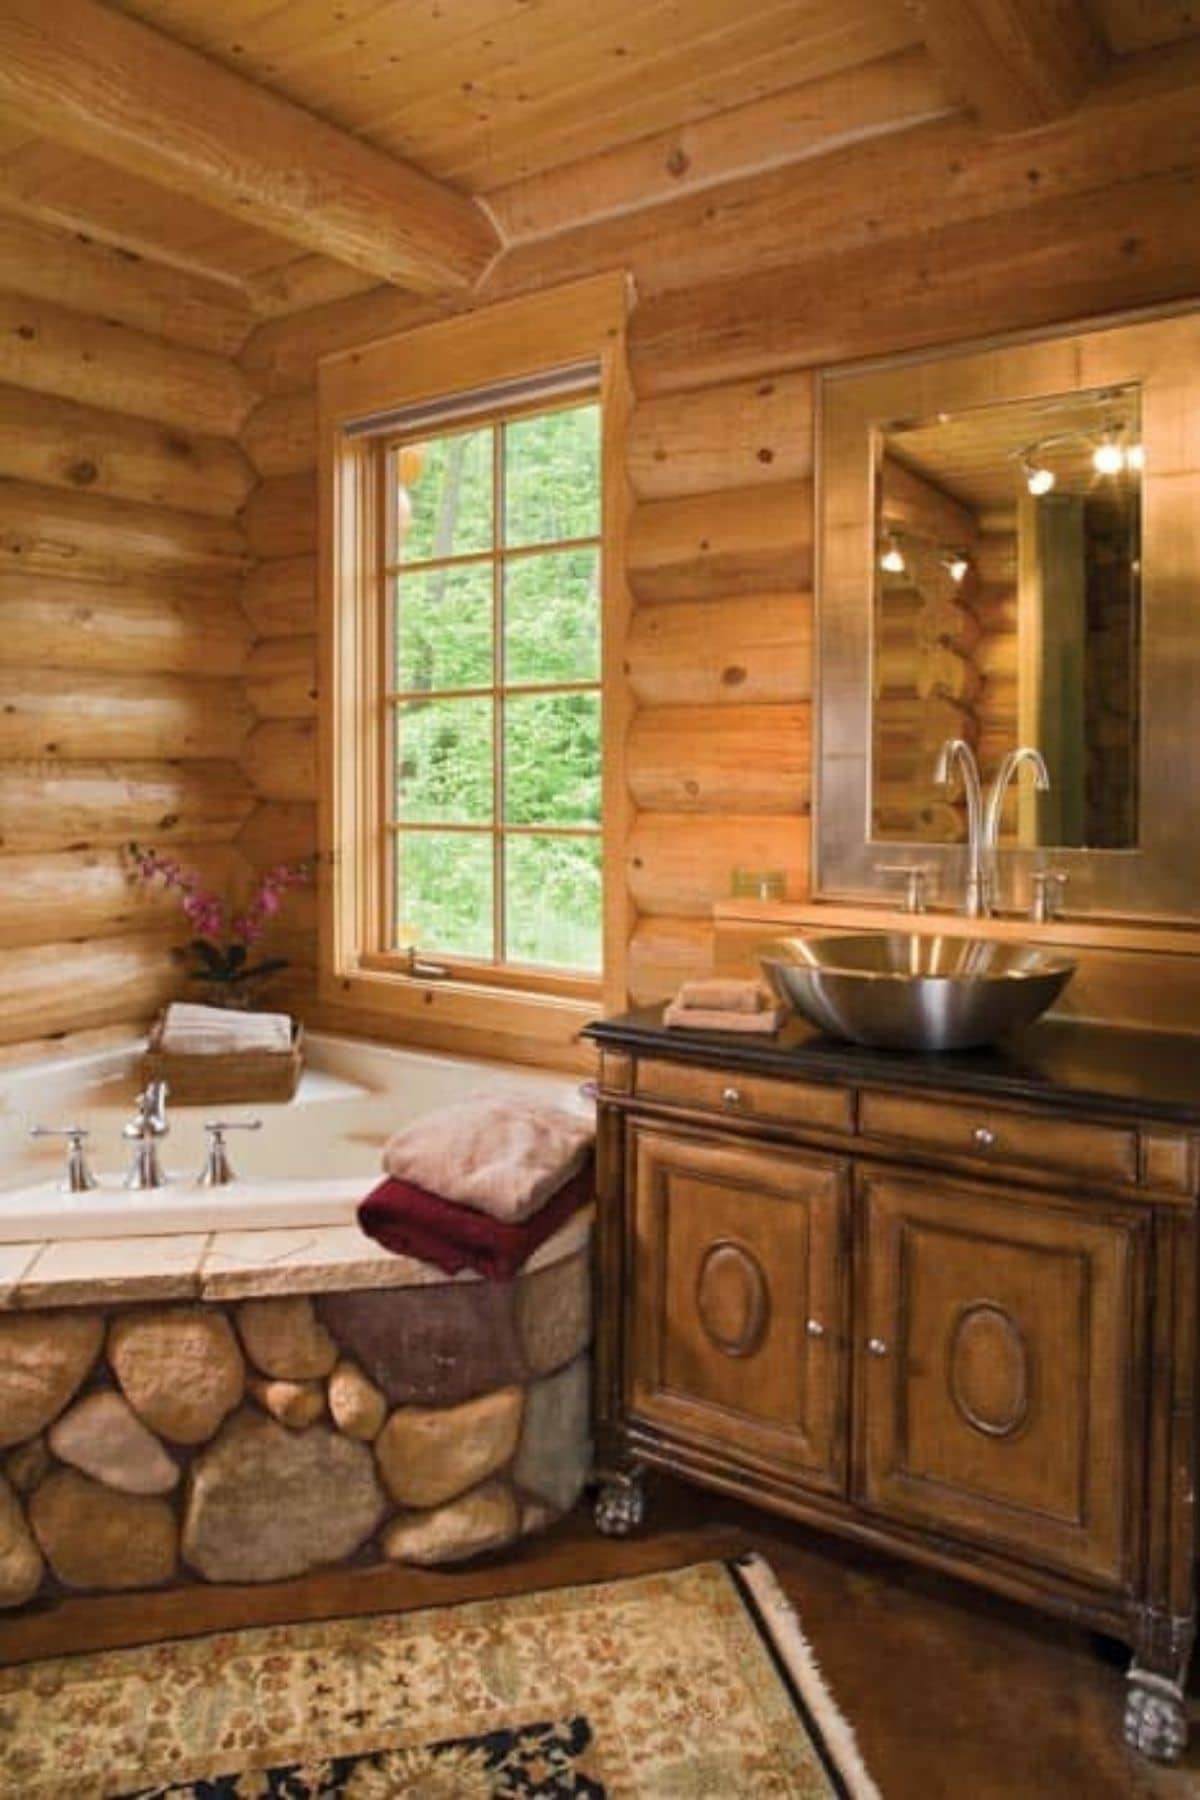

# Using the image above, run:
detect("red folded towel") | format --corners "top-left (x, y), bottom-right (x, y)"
top-left (357, 1156), bottom-right (594, 1282)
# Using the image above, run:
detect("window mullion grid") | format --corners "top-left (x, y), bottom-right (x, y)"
top-left (492, 419), bottom-right (505, 966)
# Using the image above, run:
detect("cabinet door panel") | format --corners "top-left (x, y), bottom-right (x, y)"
top-left (859, 1171), bottom-right (1145, 1588)
top-left (628, 1126), bottom-right (849, 1491)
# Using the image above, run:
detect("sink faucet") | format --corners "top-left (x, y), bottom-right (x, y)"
top-left (934, 740), bottom-right (1052, 917)
top-left (982, 748), bottom-right (1051, 884)
top-left (122, 1078), bottom-right (170, 1189)
top-left (933, 738), bottom-right (987, 917)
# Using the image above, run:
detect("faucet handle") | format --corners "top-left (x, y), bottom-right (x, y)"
top-left (198, 1118), bottom-right (261, 1187)
top-left (875, 863), bottom-right (934, 915)
top-left (30, 1125), bottom-right (98, 1193)
top-left (1029, 868), bottom-right (1069, 923)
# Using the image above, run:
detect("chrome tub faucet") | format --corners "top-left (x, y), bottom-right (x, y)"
top-left (122, 1078), bottom-right (170, 1189)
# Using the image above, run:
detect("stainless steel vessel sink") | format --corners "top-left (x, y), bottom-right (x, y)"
top-left (761, 933), bottom-right (1076, 1052)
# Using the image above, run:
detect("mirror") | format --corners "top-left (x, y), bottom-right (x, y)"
top-left (816, 309), bottom-right (1200, 920)
top-left (872, 384), bottom-right (1142, 850)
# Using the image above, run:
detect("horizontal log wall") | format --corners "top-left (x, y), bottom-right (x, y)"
top-left (0, 245), bottom-right (259, 1048)
top-left (231, 73), bottom-right (1200, 1024)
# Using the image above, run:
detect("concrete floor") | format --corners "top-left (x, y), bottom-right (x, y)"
top-left (1, 1471), bottom-right (1197, 1798)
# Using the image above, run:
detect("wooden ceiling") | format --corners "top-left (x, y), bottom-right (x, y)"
top-left (0, 0), bottom-right (1197, 327)
top-left (104, 0), bottom-right (925, 190)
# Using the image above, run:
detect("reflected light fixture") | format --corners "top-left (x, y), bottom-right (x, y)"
top-left (941, 550), bottom-right (970, 583)
top-left (1125, 442), bottom-right (1145, 471)
top-left (879, 533), bottom-right (906, 574)
top-left (1092, 429), bottom-right (1126, 476)
top-left (1022, 457), bottom-right (1056, 496)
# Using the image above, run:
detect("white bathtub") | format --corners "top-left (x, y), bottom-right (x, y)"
top-left (0, 1032), bottom-right (590, 1243)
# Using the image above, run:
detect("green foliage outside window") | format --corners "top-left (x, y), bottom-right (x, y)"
top-left (390, 402), bottom-right (602, 972)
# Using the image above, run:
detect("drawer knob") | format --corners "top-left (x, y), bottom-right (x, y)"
top-left (722, 1086), bottom-right (743, 1110)
top-left (867, 1337), bottom-right (889, 1358)
top-left (806, 1319), bottom-right (826, 1339)
top-left (973, 1125), bottom-right (996, 1150)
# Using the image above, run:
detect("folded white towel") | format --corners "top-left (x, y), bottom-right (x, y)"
top-left (159, 1001), bottom-right (293, 1056)
top-left (673, 978), bottom-right (768, 1014)
top-left (381, 1097), bottom-right (595, 1222)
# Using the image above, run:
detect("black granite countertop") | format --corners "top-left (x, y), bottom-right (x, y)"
top-left (584, 1009), bottom-right (1200, 1126)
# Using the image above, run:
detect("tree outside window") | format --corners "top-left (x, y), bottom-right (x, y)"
top-left (383, 399), bottom-right (602, 973)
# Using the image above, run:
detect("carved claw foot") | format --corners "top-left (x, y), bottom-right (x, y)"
top-left (592, 1467), bottom-right (647, 1537)
top-left (1124, 1668), bottom-right (1189, 1763)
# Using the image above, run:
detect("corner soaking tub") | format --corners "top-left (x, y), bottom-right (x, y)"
top-left (0, 1031), bottom-right (591, 1242)
top-left (0, 1033), bottom-right (597, 1595)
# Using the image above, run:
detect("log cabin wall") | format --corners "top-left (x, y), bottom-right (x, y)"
top-left (232, 41), bottom-right (1200, 1027)
top-left (0, 221), bottom-right (261, 1048)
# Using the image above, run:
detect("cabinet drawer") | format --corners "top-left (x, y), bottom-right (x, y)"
top-left (859, 1089), bottom-right (1139, 1186)
top-left (635, 1058), bottom-right (853, 1135)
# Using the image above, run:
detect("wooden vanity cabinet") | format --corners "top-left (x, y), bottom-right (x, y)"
top-left (589, 1031), bottom-right (1199, 1764)
top-left (627, 1127), bottom-right (850, 1494)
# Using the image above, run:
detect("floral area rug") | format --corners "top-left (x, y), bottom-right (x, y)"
top-left (0, 1556), bottom-right (880, 1798)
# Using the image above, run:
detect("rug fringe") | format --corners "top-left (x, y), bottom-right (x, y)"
top-left (733, 1552), bottom-right (883, 1800)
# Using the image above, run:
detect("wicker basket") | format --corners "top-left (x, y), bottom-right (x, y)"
top-left (140, 1016), bottom-right (304, 1105)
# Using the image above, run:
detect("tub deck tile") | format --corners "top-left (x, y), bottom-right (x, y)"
top-left (15, 1235), bottom-right (210, 1310)
top-left (198, 1225), bottom-right (478, 1300)
top-left (0, 1242), bottom-right (44, 1309)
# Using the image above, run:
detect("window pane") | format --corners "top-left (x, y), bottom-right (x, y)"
top-left (504, 692), bottom-right (601, 826)
top-left (399, 428), bottom-right (493, 563)
top-left (395, 697), bottom-right (492, 823)
top-left (394, 564), bottom-right (492, 693)
top-left (505, 835), bottom-right (601, 970)
top-left (396, 832), bottom-right (492, 960)
top-left (504, 404), bottom-right (600, 547)
top-left (504, 548), bottom-right (600, 685)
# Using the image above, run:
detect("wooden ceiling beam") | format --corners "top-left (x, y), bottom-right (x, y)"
top-left (0, 0), bottom-right (500, 294)
top-left (906, 0), bottom-right (1106, 132)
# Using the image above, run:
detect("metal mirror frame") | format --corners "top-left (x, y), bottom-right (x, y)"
top-left (814, 307), bottom-right (1200, 921)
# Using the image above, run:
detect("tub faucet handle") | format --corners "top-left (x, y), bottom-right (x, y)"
top-left (199, 1118), bottom-right (262, 1187)
top-left (30, 1124), bottom-right (98, 1193)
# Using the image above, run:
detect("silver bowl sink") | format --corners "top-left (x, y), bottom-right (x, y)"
top-left (761, 933), bottom-right (1076, 1052)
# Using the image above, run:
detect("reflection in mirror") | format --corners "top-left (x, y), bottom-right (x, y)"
top-left (871, 385), bottom-right (1141, 851)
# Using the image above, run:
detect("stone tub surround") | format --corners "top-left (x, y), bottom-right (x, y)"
top-left (0, 1221), bottom-right (594, 1606)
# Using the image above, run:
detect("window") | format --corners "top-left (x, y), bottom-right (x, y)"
top-left (319, 275), bottom-right (630, 1052)
top-left (384, 396), bottom-right (602, 979)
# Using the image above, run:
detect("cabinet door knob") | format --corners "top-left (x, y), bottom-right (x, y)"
top-left (972, 1125), bottom-right (996, 1149)
top-left (867, 1337), bottom-right (889, 1357)
top-left (721, 1085), bottom-right (743, 1109)
top-left (806, 1319), bottom-right (826, 1339)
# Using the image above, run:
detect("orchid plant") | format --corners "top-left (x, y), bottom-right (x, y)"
top-left (127, 842), bottom-right (312, 996)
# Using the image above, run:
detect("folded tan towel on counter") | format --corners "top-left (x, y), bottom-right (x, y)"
top-left (158, 1001), bottom-right (294, 1056)
top-left (664, 1000), bottom-right (785, 1033)
top-left (673, 978), bottom-right (768, 1014)
top-left (381, 1097), bottom-right (595, 1223)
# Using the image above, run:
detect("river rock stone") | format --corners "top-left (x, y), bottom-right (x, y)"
top-left (0, 1311), bottom-right (103, 1448)
top-left (108, 1307), bottom-right (244, 1445)
top-left (515, 1250), bottom-right (592, 1376)
top-left (514, 1354), bottom-right (591, 1513)
top-left (375, 1387), bottom-right (523, 1509)
top-left (182, 1409), bottom-right (385, 1583)
top-left (4, 1435), bottom-right (50, 1496)
top-left (0, 1474), bottom-right (42, 1607)
top-left (236, 1296), bottom-right (338, 1380)
top-left (249, 1377), bottom-right (325, 1430)
top-left (49, 1391), bottom-right (179, 1496)
top-left (327, 1360), bottom-right (387, 1441)
top-left (318, 1285), bottom-right (524, 1406)
top-left (29, 1468), bottom-right (177, 1590)
top-left (382, 1480), bottom-right (518, 1566)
